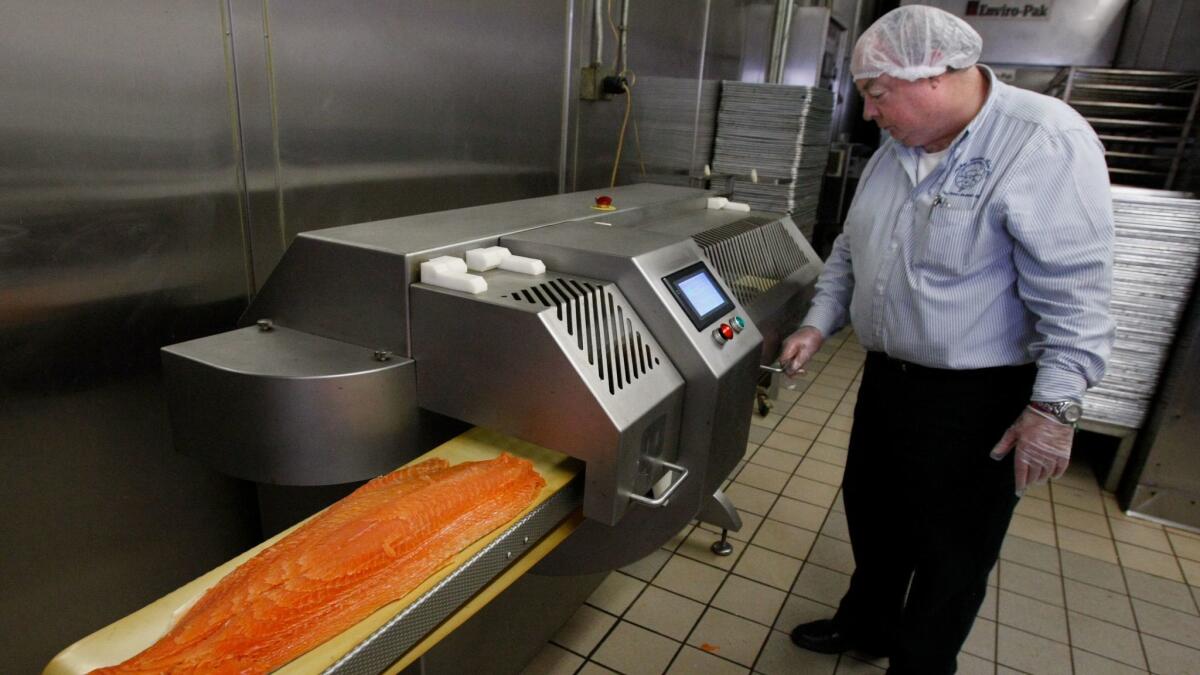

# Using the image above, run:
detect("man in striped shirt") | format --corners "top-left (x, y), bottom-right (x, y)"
top-left (780, 6), bottom-right (1114, 674)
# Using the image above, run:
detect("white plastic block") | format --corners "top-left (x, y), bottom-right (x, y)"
top-left (707, 197), bottom-right (729, 210)
top-left (724, 201), bottom-right (751, 212)
top-left (465, 246), bottom-right (511, 271)
top-left (498, 255), bottom-right (546, 276)
top-left (421, 256), bottom-right (487, 294)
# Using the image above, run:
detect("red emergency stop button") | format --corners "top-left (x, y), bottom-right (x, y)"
top-left (719, 323), bottom-right (735, 340)
top-left (593, 195), bottom-right (616, 211)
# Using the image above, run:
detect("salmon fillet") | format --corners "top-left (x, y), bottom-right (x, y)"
top-left (91, 453), bottom-right (545, 674)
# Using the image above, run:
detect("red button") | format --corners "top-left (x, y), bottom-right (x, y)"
top-left (595, 195), bottom-right (613, 207)
top-left (719, 323), bottom-right (734, 340)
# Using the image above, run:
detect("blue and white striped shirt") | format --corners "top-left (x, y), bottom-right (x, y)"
top-left (803, 66), bottom-right (1115, 402)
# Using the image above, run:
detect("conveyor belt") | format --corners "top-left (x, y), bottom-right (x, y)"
top-left (44, 428), bottom-right (583, 675)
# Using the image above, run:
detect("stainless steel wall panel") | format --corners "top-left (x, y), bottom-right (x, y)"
top-left (255, 0), bottom-right (567, 275)
top-left (0, 2), bottom-right (257, 672)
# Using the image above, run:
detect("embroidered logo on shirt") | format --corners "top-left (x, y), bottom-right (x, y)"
top-left (948, 157), bottom-right (992, 197)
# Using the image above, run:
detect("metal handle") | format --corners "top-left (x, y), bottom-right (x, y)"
top-left (759, 362), bottom-right (784, 373)
top-left (626, 458), bottom-right (689, 508)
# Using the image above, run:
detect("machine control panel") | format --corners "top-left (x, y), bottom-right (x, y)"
top-left (662, 261), bottom-right (736, 331)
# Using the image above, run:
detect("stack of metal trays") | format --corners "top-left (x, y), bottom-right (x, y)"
top-left (1082, 186), bottom-right (1200, 428)
top-left (711, 82), bottom-right (833, 238)
top-left (622, 76), bottom-right (720, 182)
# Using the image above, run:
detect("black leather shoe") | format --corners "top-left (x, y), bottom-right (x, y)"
top-left (790, 619), bottom-right (855, 654)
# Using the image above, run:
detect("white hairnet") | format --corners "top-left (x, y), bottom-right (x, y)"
top-left (851, 5), bottom-right (982, 82)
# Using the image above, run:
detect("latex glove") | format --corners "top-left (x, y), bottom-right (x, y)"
top-left (778, 326), bottom-right (825, 377)
top-left (989, 406), bottom-right (1075, 493)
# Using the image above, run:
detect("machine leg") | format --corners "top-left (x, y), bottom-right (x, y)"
top-left (711, 529), bottom-right (734, 556)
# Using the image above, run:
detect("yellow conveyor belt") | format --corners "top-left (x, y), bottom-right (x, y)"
top-left (45, 427), bottom-right (582, 675)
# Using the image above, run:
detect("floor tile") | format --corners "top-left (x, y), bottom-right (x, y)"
top-left (1110, 518), bottom-right (1172, 553)
top-left (664, 523), bottom-right (693, 552)
top-left (1014, 495), bottom-right (1054, 523)
top-left (749, 446), bottom-right (802, 474)
top-left (782, 475), bottom-right (839, 508)
top-left (1123, 568), bottom-right (1198, 615)
top-left (552, 604), bottom-right (617, 655)
top-left (787, 405), bottom-right (831, 425)
top-left (1008, 514), bottom-right (1057, 546)
top-left (778, 417), bottom-right (826, 441)
top-left (1179, 557), bottom-right (1200, 586)
top-left (1024, 481), bottom-right (1051, 501)
top-left (768, 496), bottom-right (828, 532)
top-left (792, 563), bottom-right (851, 607)
top-left (733, 544), bottom-right (804, 591)
top-left (653, 555), bottom-right (727, 603)
top-left (736, 463), bottom-right (791, 494)
top-left (798, 393), bottom-right (839, 413)
top-left (725, 482), bottom-right (778, 516)
top-left (666, 646), bottom-right (749, 675)
top-left (834, 655), bottom-right (886, 673)
top-left (996, 624), bottom-right (1072, 675)
top-left (979, 584), bottom-right (999, 620)
top-left (747, 425), bottom-right (771, 445)
top-left (1063, 578), bottom-right (1135, 628)
top-left (1061, 550), bottom-right (1126, 593)
top-left (1057, 524), bottom-right (1118, 564)
top-left (1051, 483), bottom-right (1105, 514)
top-left (712, 574), bottom-right (787, 626)
top-left (1116, 541), bottom-right (1184, 582)
top-left (834, 400), bottom-right (856, 417)
top-left (677, 527), bottom-right (745, 571)
top-left (956, 651), bottom-right (997, 675)
top-left (762, 430), bottom-right (813, 456)
top-left (775, 593), bottom-right (837, 632)
top-left (831, 490), bottom-right (846, 513)
top-left (999, 560), bottom-right (1064, 606)
top-left (752, 518), bottom-right (817, 560)
top-left (825, 414), bottom-right (854, 432)
top-left (686, 607), bottom-right (770, 668)
top-left (807, 535), bottom-right (856, 575)
top-left (1067, 611), bottom-right (1147, 669)
top-left (998, 590), bottom-right (1068, 643)
top-left (962, 616), bottom-right (997, 659)
top-left (622, 548), bottom-right (673, 582)
top-left (624, 585), bottom-right (705, 641)
top-left (577, 662), bottom-right (619, 674)
top-left (1141, 634), bottom-right (1200, 675)
top-left (815, 427), bottom-right (851, 449)
top-left (1072, 648), bottom-right (1150, 675)
top-left (592, 621), bottom-right (679, 675)
top-left (807, 383), bottom-right (847, 401)
top-left (588, 571), bottom-right (647, 616)
top-left (755, 629), bottom-right (838, 675)
top-left (821, 509), bottom-right (850, 542)
top-left (1054, 462), bottom-right (1102, 492)
top-left (1054, 503), bottom-right (1110, 537)
top-left (1167, 530), bottom-right (1200, 562)
top-left (699, 511), bottom-right (763, 545)
top-left (750, 412), bottom-right (784, 429)
top-left (1131, 598), bottom-right (1200, 648)
top-left (522, 643), bottom-right (585, 675)
top-left (806, 442), bottom-right (848, 467)
top-left (1000, 534), bottom-right (1061, 574)
top-left (796, 457), bottom-right (845, 487)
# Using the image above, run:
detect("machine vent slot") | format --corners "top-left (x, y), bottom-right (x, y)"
top-left (692, 217), bottom-right (811, 306)
top-left (505, 278), bottom-right (660, 395)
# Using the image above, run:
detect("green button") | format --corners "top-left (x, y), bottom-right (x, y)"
top-left (732, 316), bottom-right (745, 330)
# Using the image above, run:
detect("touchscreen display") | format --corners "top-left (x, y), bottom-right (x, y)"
top-left (676, 269), bottom-right (726, 317)
top-left (663, 262), bottom-right (736, 330)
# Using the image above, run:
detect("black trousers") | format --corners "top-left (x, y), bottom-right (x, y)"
top-left (832, 352), bottom-right (1035, 675)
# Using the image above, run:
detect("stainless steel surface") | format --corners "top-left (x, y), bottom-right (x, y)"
top-left (626, 458), bottom-right (690, 507)
top-left (768, 0), bottom-right (796, 84)
top-left (325, 478), bottom-right (583, 675)
top-left (900, 0), bottom-right (1128, 67)
top-left (0, 3), bottom-right (259, 672)
top-left (163, 325), bottom-right (419, 485)
top-left (1116, 0), bottom-right (1200, 73)
top-left (616, 0), bottom-right (631, 76)
top-left (782, 7), bottom-right (834, 87)
top-left (412, 268), bottom-right (685, 526)
top-left (506, 218), bottom-right (763, 572)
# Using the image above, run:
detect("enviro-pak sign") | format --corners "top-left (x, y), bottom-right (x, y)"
top-left (965, 2), bottom-right (1052, 19)
top-left (900, 0), bottom-right (1126, 66)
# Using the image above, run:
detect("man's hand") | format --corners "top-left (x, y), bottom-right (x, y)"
top-left (989, 407), bottom-right (1075, 493)
top-left (778, 327), bottom-right (825, 377)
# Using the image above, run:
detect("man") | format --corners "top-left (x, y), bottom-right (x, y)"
top-left (780, 6), bottom-right (1114, 675)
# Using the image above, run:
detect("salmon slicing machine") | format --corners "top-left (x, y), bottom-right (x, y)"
top-left (92, 184), bottom-right (823, 673)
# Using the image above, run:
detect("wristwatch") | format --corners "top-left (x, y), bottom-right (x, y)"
top-left (1029, 400), bottom-right (1083, 425)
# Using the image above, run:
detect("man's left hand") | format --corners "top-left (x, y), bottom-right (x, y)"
top-left (989, 407), bottom-right (1075, 493)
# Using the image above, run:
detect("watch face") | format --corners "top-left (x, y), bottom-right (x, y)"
top-left (1062, 403), bottom-right (1083, 423)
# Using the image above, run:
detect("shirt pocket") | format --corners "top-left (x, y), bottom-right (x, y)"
top-left (919, 194), bottom-right (983, 276)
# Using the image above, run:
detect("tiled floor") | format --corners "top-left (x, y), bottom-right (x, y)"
top-left (523, 331), bottom-right (1200, 675)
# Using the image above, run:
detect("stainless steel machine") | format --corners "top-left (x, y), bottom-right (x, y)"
top-left (158, 183), bottom-right (822, 670)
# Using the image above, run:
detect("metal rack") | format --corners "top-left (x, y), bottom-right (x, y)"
top-left (1051, 68), bottom-right (1200, 190)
